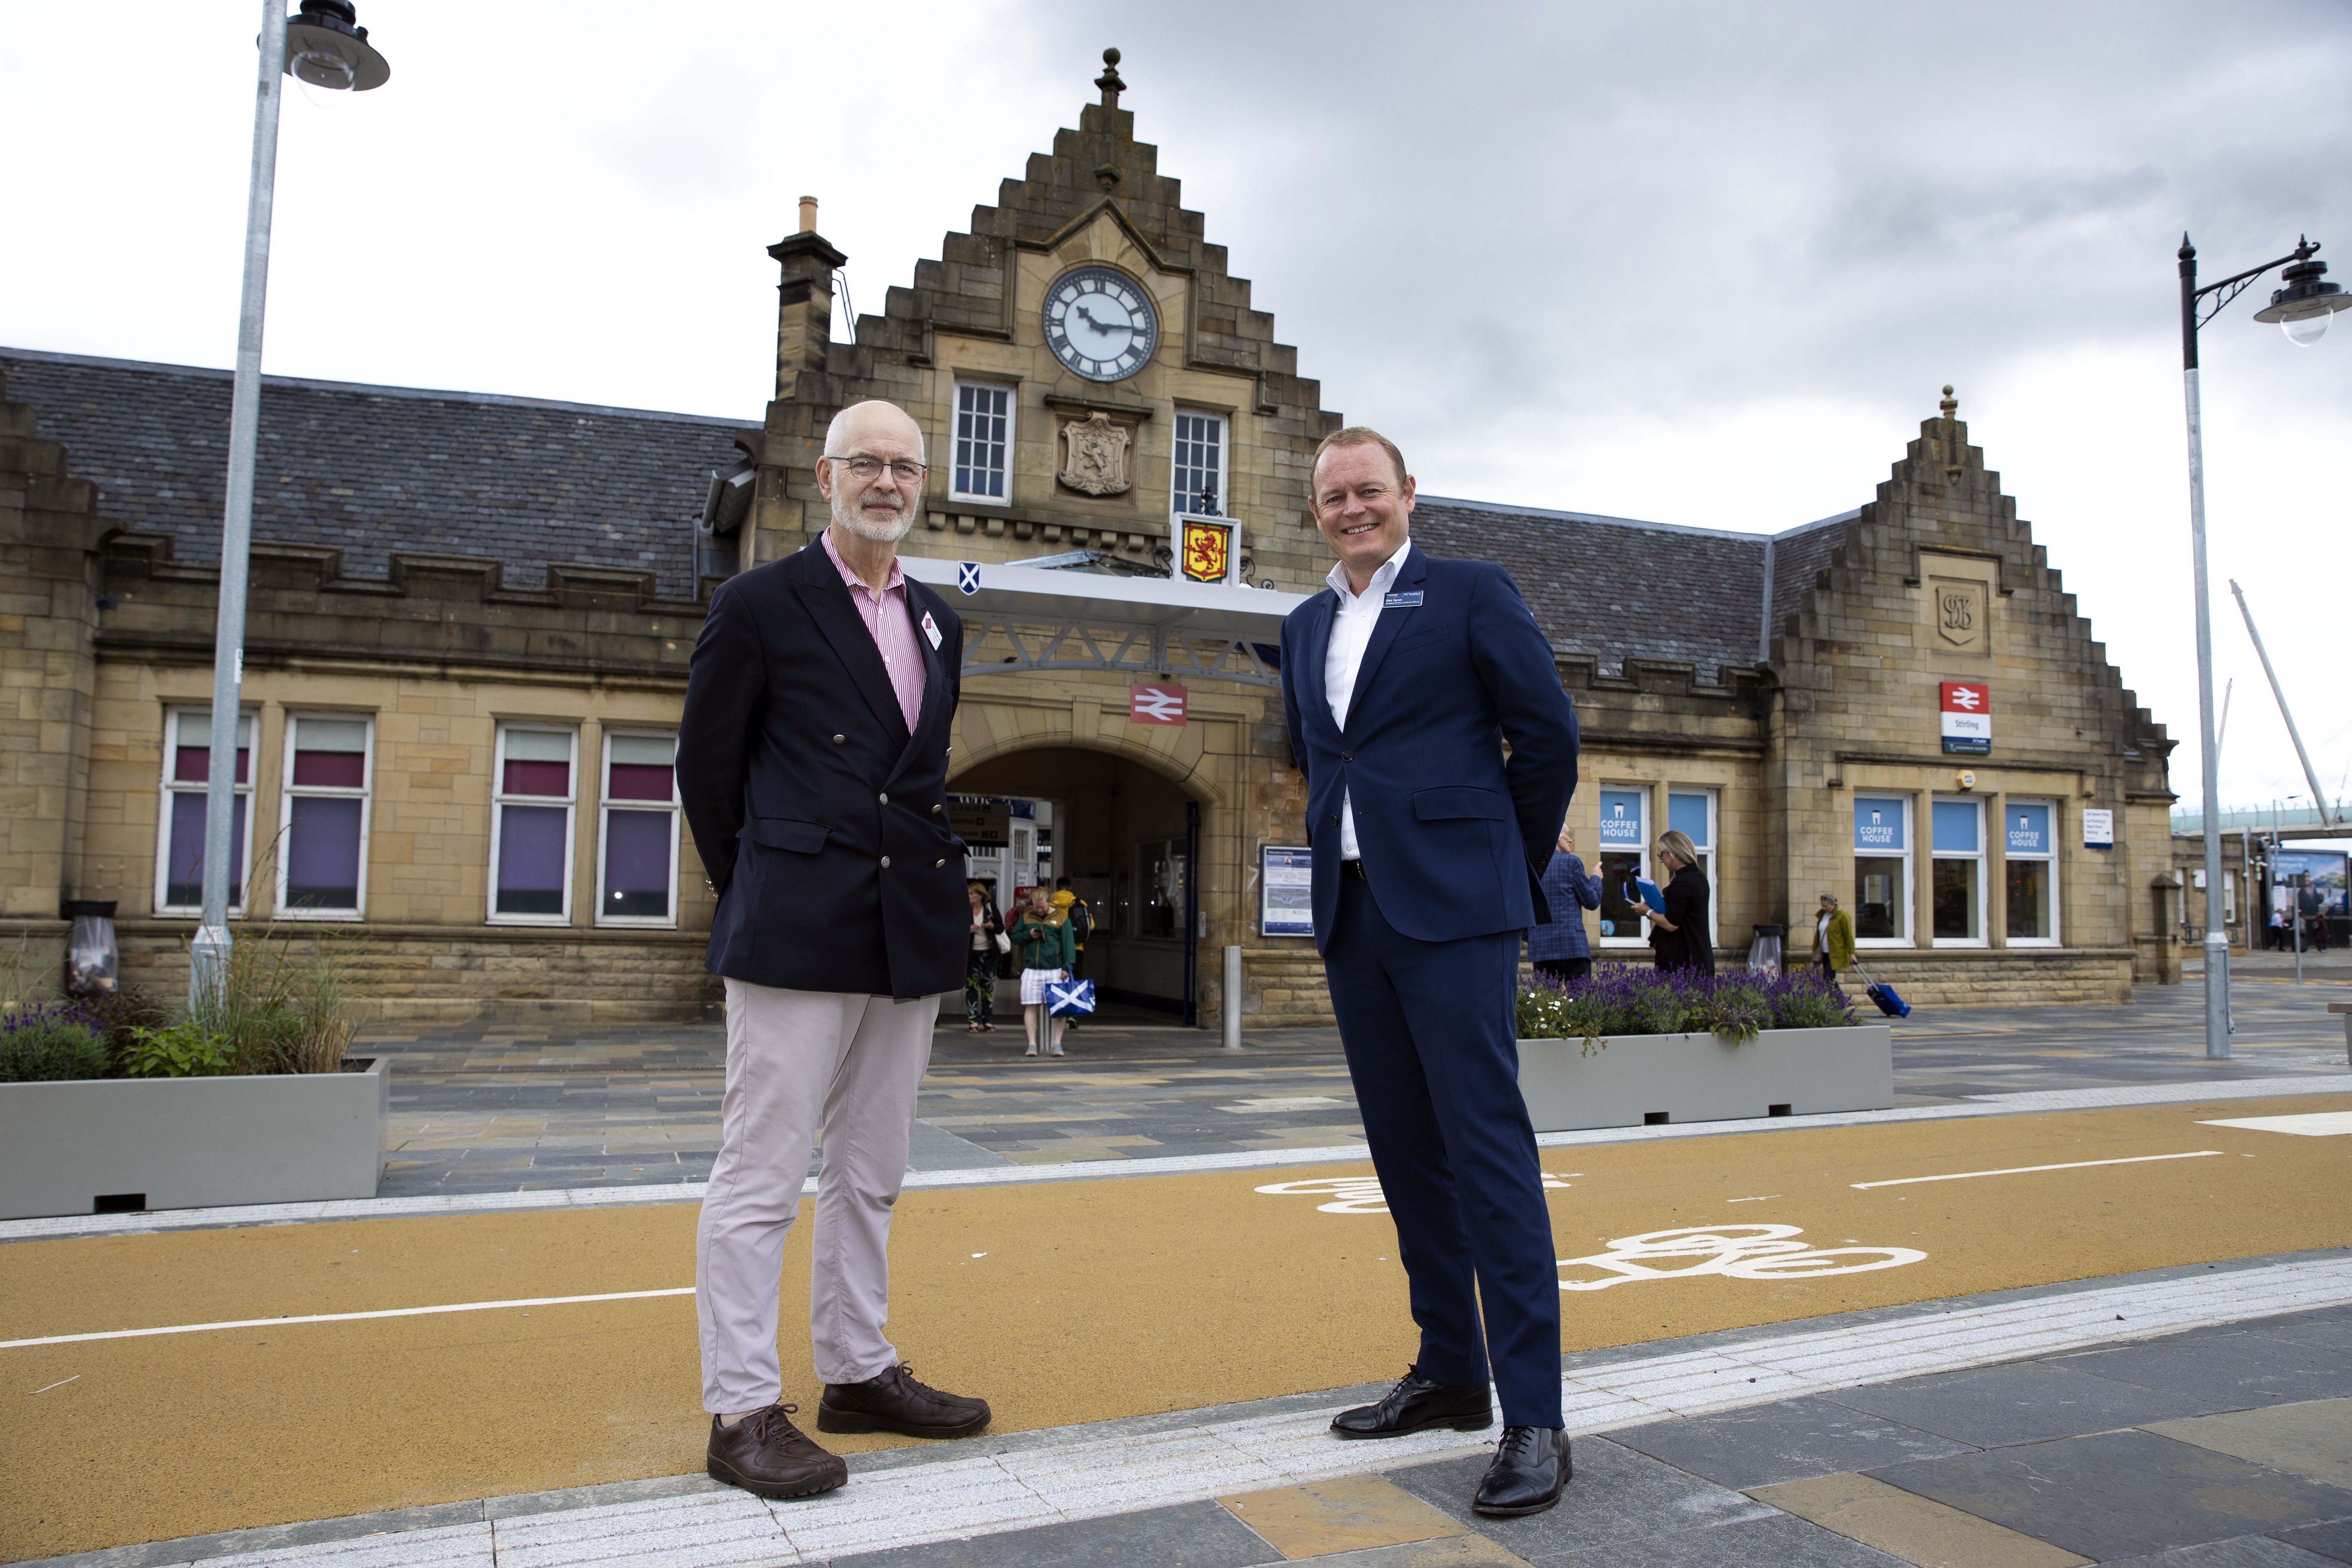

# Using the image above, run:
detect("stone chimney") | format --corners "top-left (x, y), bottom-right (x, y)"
top-left (766, 199), bottom-right (846, 399)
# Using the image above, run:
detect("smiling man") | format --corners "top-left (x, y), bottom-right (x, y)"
top-left (1278, 426), bottom-right (1581, 1517)
top-left (676, 399), bottom-right (986, 1501)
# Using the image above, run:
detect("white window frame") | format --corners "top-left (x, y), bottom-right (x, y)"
top-left (2001, 797), bottom-right (2061, 948)
top-left (949, 381), bottom-right (1015, 504)
top-left (275, 712), bottom-right (374, 922)
top-left (156, 706), bottom-right (255, 918)
top-left (1595, 785), bottom-right (1653, 948)
top-left (1170, 409), bottom-right (1228, 517)
top-left (1930, 795), bottom-right (1989, 948)
top-left (1665, 788), bottom-right (1720, 948)
top-left (487, 724), bottom-right (578, 926)
top-left (1853, 793), bottom-right (1915, 949)
top-left (595, 729), bottom-right (681, 930)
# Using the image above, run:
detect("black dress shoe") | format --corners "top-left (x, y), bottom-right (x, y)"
top-left (1473, 1425), bottom-right (1571, 1516)
top-left (818, 1363), bottom-right (990, 1439)
top-left (706, 1404), bottom-right (847, 1500)
top-left (1331, 1368), bottom-right (1493, 1440)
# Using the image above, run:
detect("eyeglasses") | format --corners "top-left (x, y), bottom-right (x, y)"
top-left (824, 454), bottom-right (928, 484)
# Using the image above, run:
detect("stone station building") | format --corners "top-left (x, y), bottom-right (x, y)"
top-left (0, 60), bottom-right (2181, 1026)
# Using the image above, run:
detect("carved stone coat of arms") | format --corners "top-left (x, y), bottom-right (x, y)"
top-left (1058, 410), bottom-right (1133, 497)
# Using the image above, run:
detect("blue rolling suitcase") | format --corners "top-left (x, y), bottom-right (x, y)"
top-left (1851, 963), bottom-right (1911, 1018)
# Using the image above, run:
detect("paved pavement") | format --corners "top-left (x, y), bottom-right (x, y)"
top-left (360, 973), bottom-right (2352, 1198)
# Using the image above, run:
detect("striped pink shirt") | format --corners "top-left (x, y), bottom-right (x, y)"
top-left (821, 530), bottom-right (927, 732)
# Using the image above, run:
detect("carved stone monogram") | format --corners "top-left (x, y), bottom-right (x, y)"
top-left (1932, 577), bottom-right (1988, 652)
top-left (1058, 410), bottom-right (1133, 497)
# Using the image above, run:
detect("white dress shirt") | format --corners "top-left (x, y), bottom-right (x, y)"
top-left (1323, 539), bottom-right (1413, 861)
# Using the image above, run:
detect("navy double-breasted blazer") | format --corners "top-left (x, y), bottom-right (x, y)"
top-left (1279, 547), bottom-right (1579, 953)
top-left (677, 540), bottom-right (967, 999)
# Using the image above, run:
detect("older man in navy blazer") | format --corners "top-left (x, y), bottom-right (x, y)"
top-left (677, 399), bottom-right (988, 1503)
top-left (1280, 426), bottom-right (1580, 1517)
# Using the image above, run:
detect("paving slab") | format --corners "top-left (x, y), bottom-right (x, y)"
top-left (2275, 1519), bottom-right (2352, 1563)
top-left (1867, 1428), bottom-right (2352, 1562)
top-left (1381, 1439), bottom-right (1776, 1561)
top-left (2056, 1334), bottom-right (2352, 1409)
top-left (1502, 1510), bottom-right (1905, 1566)
top-left (1746, 1471), bottom-right (2090, 1567)
top-left (823, 1499), bottom-right (1280, 1567)
top-left (1607, 1395), bottom-right (1976, 1490)
top-left (2092, 1536), bottom-right (2345, 1566)
top-left (1825, 1360), bottom-right (2233, 1446)
top-left (2146, 1399), bottom-right (2352, 1490)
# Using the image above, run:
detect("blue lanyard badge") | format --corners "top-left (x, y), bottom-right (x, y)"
top-left (1382, 591), bottom-right (1424, 609)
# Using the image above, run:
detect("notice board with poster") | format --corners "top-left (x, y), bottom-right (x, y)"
top-left (1261, 845), bottom-right (1314, 937)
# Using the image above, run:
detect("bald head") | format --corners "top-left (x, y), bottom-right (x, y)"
top-left (824, 400), bottom-right (924, 464)
top-left (817, 399), bottom-right (927, 544)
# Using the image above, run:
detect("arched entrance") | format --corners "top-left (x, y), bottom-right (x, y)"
top-left (951, 746), bottom-right (1204, 1022)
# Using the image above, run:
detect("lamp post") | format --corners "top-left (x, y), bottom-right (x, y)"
top-left (2175, 233), bottom-right (2349, 1059)
top-left (190, 1), bottom-right (390, 1009)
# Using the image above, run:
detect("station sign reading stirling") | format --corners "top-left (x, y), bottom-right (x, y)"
top-left (1940, 681), bottom-right (1991, 755)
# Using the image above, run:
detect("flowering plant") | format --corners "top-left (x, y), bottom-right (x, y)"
top-left (1518, 966), bottom-right (1856, 1052)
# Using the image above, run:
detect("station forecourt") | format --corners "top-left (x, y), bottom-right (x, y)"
top-left (5, 54), bottom-right (2352, 1568)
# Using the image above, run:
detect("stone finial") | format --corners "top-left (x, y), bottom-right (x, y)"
top-left (1939, 384), bottom-right (1958, 420)
top-left (1095, 46), bottom-right (1124, 107)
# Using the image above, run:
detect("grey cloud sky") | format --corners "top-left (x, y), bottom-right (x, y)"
top-left (1, 0), bottom-right (2345, 811)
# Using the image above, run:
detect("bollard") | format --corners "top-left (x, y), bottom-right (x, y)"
top-left (1222, 945), bottom-right (1243, 1051)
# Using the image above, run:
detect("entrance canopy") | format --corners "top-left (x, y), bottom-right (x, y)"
top-left (900, 555), bottom-right (1311, 690)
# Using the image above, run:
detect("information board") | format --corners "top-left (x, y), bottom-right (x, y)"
top-left (1261, 845), bottom-right (1315, 937)
top-left (2082, 808), bottom-right (2114, 848)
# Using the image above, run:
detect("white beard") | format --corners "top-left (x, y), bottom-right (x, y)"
top-left (833, 488), bottom-right (916, 543)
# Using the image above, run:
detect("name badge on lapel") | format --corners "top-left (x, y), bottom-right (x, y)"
top-left (1382, 591), bottom-right (1424, 609)
top-left (919, 611), bottom-right (943, 651)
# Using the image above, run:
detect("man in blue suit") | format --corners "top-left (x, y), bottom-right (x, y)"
top-left (1280, 426), bottom-right (1580, 1517)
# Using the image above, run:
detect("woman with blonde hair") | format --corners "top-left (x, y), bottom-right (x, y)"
top-left (1009, 885), bottom-right (1075, 1057)
top-left (1637, 829), bottom-right (1715, 975)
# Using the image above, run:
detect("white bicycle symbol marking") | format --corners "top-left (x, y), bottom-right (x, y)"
top-left (1556, 1225), bottom-right (1926, 1292)
top-left (1255, 1174), bottom-right (1577, 1215)
top-left (1253, 1182), bottom-right (1927, 1289)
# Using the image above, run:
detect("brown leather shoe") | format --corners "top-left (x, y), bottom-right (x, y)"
top-left (706, 1404), bottom-right (847, 1499)
top-left (818, 1363), bottom-right (990, 1439)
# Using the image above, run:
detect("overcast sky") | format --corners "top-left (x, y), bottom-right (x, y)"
top-left (3, 2), bottom-right (2346, 816)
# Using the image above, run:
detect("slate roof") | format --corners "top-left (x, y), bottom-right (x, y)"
top-left (1414, 497), bottom-right (1856, 684)
top-left (1, 348), bottom-right (756, 600)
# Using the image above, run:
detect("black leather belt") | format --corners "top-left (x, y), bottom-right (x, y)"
top-left (1342, 859), bottom-right (1369, 880)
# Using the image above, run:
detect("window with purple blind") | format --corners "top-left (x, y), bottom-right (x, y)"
top-left (600, 732), bottom-right (678, 923)
top-left (492, 727), bottom-right (575, 920)
top-left (158, 709), bottom-right (252, 913)
top-left (280, 716), bottom-right (371, 915)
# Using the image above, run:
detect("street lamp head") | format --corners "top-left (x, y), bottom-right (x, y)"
top-left (285, 0), bottom-right (389, 92)
top-left (2251, 238), bottom-right (2348, 346)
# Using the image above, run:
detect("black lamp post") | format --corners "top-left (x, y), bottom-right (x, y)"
top-left (2174, 234), bottom-right (2349, 1060)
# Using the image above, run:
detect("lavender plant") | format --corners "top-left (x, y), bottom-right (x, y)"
top-left (1517, 965), bottom-right (1856, 1047)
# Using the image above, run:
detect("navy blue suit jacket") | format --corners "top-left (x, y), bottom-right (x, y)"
top-left (1279, 547), bottom-right (1579, 952)
top-left (677, 541), bottom-right (967, 999)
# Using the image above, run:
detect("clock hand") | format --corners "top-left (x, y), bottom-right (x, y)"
top-left (1073, 303), bottom-right (1132, 337)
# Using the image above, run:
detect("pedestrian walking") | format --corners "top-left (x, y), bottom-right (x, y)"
top-left (1813, 893), bottom-right (1855, 984)
top-left (676, 399), bottom-right (989, 1504)
top-left (1638, 830), bottom-right (1715, 974)
top-left (1528, 819), bottom-right (1601, 985)
top-left (1279, 425), bottom-right (1580, 1518)
top-left (965, 882), bottom-right (1003, 1033)
top-left (1011, 885), bottom-right (1075, 1057)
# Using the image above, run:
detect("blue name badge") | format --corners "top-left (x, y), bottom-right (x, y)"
top-left (1382, 591), bottom-right (1424, 609)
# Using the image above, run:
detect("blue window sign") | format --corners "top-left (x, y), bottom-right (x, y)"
top-left (1667, 792), bottom-right (1711, 848)
top-left (1854, 796), bottom-right (1905, 852)
top-left (1932, 800), bottom-right (1981, 854)
top-left (2007, 803), bottom-right (2051, 856)
top-left (1598, 790), bottom-right (1645, 847)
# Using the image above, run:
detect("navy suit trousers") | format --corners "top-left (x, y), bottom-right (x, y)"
top-left (1324, 872), bottom-right (1563, 1427)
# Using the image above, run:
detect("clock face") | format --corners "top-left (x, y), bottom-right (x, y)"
top-left (1042, 266), bottom-right (1159, 382)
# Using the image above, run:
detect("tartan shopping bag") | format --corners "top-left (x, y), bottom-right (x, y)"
top-left (1045, 978), bottom-right (1096, 1018)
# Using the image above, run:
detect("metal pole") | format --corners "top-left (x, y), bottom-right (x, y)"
top-left (2179, 236), bottom-right (2230, 1059)
top-left (2230, 580), bottom-right (2337, 827)
top-left (191, 1), bottom-right (288, 1009)
top-left (1222, 945), bottom-right (1243, 1051)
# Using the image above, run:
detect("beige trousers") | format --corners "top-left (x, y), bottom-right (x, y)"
top-left (696, 977), bottom-right (940, 1412)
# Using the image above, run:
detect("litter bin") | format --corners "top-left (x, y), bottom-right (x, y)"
top-left (64, 899), bottom-right (119, 996)
top-left (1747, 923), bottom-right (1785, 975)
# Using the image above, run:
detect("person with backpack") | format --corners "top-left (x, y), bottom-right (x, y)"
top-left (1052, 878), bottom-right (1093, 1029)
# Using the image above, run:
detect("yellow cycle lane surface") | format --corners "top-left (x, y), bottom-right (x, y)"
top-left (6, 1093), bottom-right (2349, 1562)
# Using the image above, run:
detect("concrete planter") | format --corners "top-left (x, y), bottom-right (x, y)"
top-left (0, 1058), bottom-right (388, 1220)
top-left (1517, 1025), bottom-right (1892, 1134)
